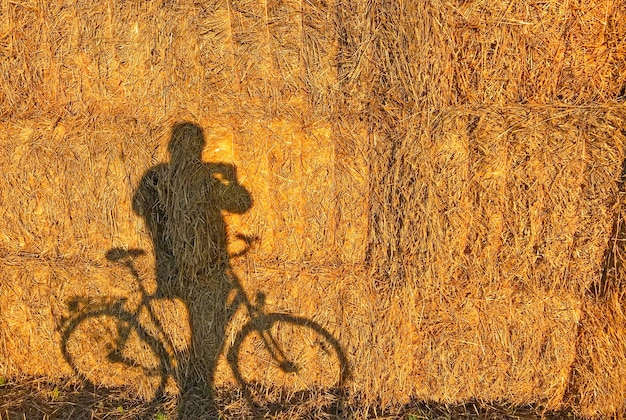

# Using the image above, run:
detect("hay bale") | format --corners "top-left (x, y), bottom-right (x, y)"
top-left (365, 107), bottom-right (625, 410)
top-left (362, 0), bottom-right (626, 111)
top-left (570, 298), bottom-right (626, 418)
top-left (0, 0), bottom-right (625, 417)
top-left (369, 108), bottom-right (626, 293)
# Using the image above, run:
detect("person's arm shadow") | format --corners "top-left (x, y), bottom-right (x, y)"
top-left (207, 163), bottom-right (252, 215)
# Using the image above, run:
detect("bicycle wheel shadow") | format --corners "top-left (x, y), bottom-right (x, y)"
top-left (225, 308), bottom-right (352, 418)
top-left (58, 121), bottom-right (352, 417)
top-left (56, 248), bottom-right (180, 403)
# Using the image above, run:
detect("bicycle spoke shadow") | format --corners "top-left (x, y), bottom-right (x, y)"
top-left (57, 122), bottom-right (351, 417)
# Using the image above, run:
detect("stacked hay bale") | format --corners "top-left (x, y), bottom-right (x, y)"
top-left (359, 1), bottom-right (626, 416)
top-left (0, 0), bottom-right (624, 417)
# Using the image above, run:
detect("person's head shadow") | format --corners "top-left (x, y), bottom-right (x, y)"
top-left (168, 122), bottom-right (206, 160)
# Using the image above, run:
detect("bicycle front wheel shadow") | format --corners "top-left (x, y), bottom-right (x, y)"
top-left (227, 313), bottom-right (350, 412)
top-left (60, 308), bottom-right (171, 401)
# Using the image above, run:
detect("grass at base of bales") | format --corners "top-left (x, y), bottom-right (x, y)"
top-left (0, 378), bottom-right (584, 420)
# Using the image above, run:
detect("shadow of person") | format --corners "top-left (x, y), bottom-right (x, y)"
top-left (132, 122), bottom-right (252, 414)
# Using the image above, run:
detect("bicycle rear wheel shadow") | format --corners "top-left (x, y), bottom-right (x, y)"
top-left (58, 249), bottom-right (175, 401)
top-left (59, 301), bottom-right (172, 400)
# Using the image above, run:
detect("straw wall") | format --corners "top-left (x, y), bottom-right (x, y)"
top-left (0, 0), bottom-right (625, 417)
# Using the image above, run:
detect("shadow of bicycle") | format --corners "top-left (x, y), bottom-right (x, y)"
top-left (57, 122), bottom-right (351, 417)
